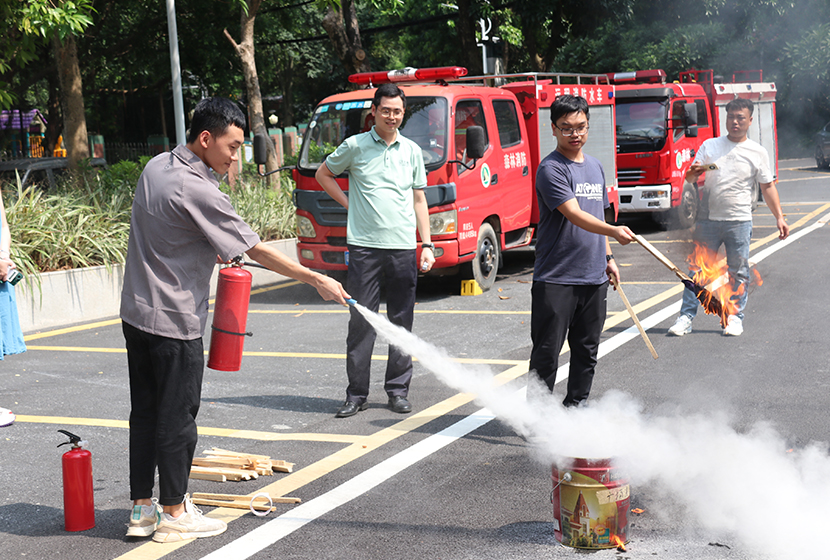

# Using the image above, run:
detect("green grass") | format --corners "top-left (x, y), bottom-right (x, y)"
top-left (1, 159), bottom-right (298, 290)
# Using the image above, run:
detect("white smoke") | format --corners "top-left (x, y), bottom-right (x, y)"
top-left (354, 303), bottom-right (830, 560)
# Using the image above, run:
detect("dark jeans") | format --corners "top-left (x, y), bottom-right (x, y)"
top-left (345, 245), bottom-right (417, 403)
top-left (529, 281), bottom-right (607, 406)
top-left (123, 322), bottom-right (204, 506)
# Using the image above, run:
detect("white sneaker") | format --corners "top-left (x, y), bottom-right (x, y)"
top-left (0, 407), bottom-right (15, 427)
top-left (723, 315), bottom-right (743, 336)
top-left (668, 315), bottom-right (693, 336)
top-left (126, 498), bottom-right (162, 537)
top-left (152, 494), bottom-right (227, 543)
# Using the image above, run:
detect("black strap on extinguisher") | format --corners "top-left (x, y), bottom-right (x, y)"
top-left (211, 325), bottom-right (253, 337)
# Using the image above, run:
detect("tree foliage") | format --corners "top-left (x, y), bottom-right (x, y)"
top-left (5, 0), bottom-right (830, 157)
top-left (0, 0), bottom-right (95, 109)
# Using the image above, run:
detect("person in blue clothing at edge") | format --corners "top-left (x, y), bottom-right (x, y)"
top-left (315, 83), bottom-right (434, 419)
top-left (1, 192), bottom-right (27, 428)
top-left (530, 94), bottom-right (634, 408)
top-left (667, 97), bottom-right (789, 337)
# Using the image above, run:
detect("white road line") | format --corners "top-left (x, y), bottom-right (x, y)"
top-left (198, 214), bottom-right (828, 560)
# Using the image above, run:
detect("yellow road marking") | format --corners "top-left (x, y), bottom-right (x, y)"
top-left (24, 319), bottom-right (122, 341)
top-left (28, 208), bottom-right (830, 560)
top-left (15, 416), bottom-right (362, 443)
top-left (112, 361), bottom-right (529, 560)
top-left (777, 175), bottom-right (830, 182)
top-left (249, 309), bottom-right (532, 314)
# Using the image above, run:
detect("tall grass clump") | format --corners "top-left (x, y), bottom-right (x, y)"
top-left (1, 158), bottom-right (297, 290)
top-left (223, 162), bottom-right (297, 242)
top-left (2, 159), bottom-right (142, 282)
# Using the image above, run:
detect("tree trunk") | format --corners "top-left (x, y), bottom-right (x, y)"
top-left (455, 0), bottom-right (482, 74)
top-left (279, 56), bottom-right (295, 128)
top-left (224, 0), bottom-right (280, 180)
top-left (45, 63), bottom-right (63, 156)
top-left (52, 33), bottom-right (90, 168)
top-left (321, 0), bottom-right (369, 78)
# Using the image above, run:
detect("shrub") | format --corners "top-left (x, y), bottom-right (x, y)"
top-left (1, 157), bottom-right (297, 288)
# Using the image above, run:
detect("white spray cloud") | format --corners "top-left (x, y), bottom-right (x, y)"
top-left (354, 303), bottom-right (830, 560)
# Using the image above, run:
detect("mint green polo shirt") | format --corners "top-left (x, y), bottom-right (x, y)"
top-left (324, 127), bottom-right (427, 249)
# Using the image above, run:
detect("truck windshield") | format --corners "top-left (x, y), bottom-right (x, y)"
top-left (615, 100), bottom-right (669, 154)
top-left (298, 96), bottom-right (448, 170)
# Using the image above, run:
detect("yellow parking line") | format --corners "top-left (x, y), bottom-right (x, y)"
top-left (24, 319), bottom-right (122, 341)
top-left (112, 361), bottom-right (530, 560)
top-left (14, 415), bottom-right (362, 444)
top-left (29, 207), bottom-right (830, 560)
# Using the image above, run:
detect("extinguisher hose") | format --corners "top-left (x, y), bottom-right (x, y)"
top-left (238, 261), bottom-right (357, 308)
top-left (211, 325), bottom-right (253, 337)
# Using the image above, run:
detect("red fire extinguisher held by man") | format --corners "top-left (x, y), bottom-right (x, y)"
top-left (207, 257), bottom-right (253, 372)
top-left (57, 429), bottom-right (95, 531)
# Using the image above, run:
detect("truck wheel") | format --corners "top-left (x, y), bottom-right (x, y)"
top-left (816, 145), bottom-right (829, 169)
top-left (468, 223), bottom-right (500, 291)
top-left (665, 183), bottom-right (698, 229)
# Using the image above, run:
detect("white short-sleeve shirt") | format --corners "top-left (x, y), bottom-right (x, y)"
top-left (693, 136), bottom-right (774, 221)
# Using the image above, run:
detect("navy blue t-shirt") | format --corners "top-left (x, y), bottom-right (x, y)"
top-left (534, 150), bottom-right (609, 285)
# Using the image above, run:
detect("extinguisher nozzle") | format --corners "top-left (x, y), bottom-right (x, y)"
top-left (345, 298), bottom-right (357, 307)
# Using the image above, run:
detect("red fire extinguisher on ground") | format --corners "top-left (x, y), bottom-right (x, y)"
top-left (207, 258), bottom-right (253, 372)
top-left (57, 429), bottom-right (95, 531)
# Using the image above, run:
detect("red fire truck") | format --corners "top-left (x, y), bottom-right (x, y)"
top-left (257, 66), bottom-right (619, 291)
top-left (608, 68), bottom-right (778, 228)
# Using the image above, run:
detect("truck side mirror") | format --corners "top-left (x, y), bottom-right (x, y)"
top-left (254, 134), bottom-right (269, 165)
top-left (465, 126), bottom-right (486, 160)
top-left (683, 103), bottom-right (698, 137)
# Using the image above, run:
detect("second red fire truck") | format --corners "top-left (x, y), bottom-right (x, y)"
top-left (608, 68), bottom-right (778, 228)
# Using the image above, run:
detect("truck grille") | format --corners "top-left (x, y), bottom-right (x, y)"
top-left (617, 169), bottom-right (646, 182)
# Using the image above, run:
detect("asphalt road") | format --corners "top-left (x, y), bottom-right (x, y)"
top-left (2, 158), bottom-right (829, 560)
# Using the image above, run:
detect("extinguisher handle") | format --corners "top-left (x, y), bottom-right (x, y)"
top-left (58, 429), bottom-right (82, 447)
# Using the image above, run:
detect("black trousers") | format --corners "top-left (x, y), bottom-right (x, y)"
top-left (345, 245), bottom-right (417, 404)
top-left (529, 281), bottom-right (607, 406)
top-left (123, 322), bottom-right (203, 506)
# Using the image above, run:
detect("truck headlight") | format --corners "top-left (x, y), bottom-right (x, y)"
top-left (297, 216), bottom-right (316, 238)
top-left (640, 190), bottom-right (668, 199)
top-left (429, 210), bottom-right (456, 235)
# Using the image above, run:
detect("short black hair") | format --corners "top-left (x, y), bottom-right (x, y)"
top-left (550, 95), bottom-right (589, 125)
top-left (373, 83), bottom-right (406, 109)
top-left (187, 97), bottom-right (246, 143)
top-left (725, 97), bottom-right (754, 116)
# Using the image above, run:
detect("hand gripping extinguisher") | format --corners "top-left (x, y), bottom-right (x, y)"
top-left (207, 257), bottom-right (253, 372)
top-left (57, 429), bottom-right (95, 531)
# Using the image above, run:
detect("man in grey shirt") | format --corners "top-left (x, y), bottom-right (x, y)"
top-left (121, 98), bottom-right (348, 542)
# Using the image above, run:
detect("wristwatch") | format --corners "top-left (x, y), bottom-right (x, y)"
top-left (606, 254), bottom-right (614, 262)
top-left (421, 243), bottom-right (435, 250)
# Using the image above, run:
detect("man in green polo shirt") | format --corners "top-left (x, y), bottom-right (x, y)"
top-left (316, 83), bottom-right (433, 418)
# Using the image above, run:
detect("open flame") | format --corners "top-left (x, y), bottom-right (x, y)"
top-left (610, 534), bottom-right (626, 552)
top-left (686, 243), bottom-right (762, 327)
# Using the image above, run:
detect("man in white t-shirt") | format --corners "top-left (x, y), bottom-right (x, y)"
top-left (668, 97), bottom-right (789, 337)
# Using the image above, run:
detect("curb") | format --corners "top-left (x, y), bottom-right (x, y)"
top-left (17, 239), bottom-right (300, 334)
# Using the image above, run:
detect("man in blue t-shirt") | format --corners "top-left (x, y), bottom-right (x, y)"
top-left (530, 95), bottom-right (634, 407)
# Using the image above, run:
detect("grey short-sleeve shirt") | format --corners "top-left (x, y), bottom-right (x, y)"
top-left (120, 145), bottom-right (260, 340)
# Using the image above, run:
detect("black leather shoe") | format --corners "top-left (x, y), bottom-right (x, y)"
top-left (335, 401), bottom-right (367, 418)
top-left (388, 396), bottom-right (412, 414)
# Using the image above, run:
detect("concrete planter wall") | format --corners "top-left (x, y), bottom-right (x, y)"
top-left (16, 239), bottom-right (299, 334)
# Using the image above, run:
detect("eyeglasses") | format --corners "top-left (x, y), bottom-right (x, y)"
top-left (555, 124), bottom-right (589, 137)
top-left (379, 108), bottom-right (404, 118)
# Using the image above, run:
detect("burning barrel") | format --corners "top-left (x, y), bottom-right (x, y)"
top-left (551, 457), bottom-right (629, 550)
